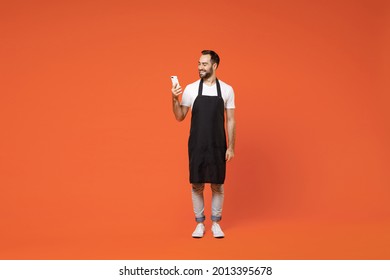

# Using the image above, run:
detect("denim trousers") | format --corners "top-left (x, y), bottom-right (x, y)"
top-left (191, 183), bottom-right (224, 222)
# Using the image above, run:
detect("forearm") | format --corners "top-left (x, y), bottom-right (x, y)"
top-left (172, 97), bottom-right (185, 121)
top-left (227, 117), bottom-right (236, 151)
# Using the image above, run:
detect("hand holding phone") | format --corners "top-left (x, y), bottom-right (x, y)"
top-left (171, 76), bottom-right (180, 87)
top-left (171, 76), bottom-right (182, 98)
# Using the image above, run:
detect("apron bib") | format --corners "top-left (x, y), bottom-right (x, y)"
top-left (188, 79), bottom-right (227, 184)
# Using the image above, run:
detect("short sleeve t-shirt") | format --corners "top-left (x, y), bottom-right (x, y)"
top-left (181, 79), bottom-right (235, 109)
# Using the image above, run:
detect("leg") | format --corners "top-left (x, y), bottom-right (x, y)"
top-left (191, 183), bottom-right (206, 238)
top-left (211, 184), bottom-right (224, 222)
top-left (210, 184), bottom-right (225, 238)
top-left (191, 183), bottom-right (205, 222)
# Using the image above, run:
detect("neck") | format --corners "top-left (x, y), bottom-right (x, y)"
top-left (202, 76), bottom-right (217, 86)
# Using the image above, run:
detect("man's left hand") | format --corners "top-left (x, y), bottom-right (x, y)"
top-left (225, 148), bottom-right (234, 162)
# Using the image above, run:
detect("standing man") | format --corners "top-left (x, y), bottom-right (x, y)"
top-left (172, 50), bottom-right (236, 238)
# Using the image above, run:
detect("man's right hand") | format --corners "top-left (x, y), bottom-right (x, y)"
top-left (172, 84), bottom-right (183, 99)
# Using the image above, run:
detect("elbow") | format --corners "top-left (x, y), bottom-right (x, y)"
top-left (175, 114), bottom-right (185, 122)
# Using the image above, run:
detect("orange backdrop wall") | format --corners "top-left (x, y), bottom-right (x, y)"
top-left (1, 0), bottom-right (389, 259)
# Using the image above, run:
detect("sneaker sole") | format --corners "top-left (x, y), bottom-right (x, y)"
top-left (192, 231), bottom-right (205, 238)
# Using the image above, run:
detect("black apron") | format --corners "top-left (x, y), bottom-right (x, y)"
top-left (188, 79), bottom-right (227, 184)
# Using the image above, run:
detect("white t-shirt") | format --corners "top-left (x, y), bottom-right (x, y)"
top-left (181, 79), bottom-right (235, 109)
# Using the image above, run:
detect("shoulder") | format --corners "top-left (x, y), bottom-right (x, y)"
top-left (218, 79), bottom-right (234, 91)
top-left (184, 79), bottom-right (201, 92)
top-left (218, 79), bottom-right (234, 94)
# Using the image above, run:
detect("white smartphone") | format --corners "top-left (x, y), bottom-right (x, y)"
top-left (171, 76), bottom-right (180, 87)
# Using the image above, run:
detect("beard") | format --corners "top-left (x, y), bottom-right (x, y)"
top-left (199, 68), bottom-right (213, 79)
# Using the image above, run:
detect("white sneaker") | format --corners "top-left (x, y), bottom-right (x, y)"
top-left (211, 223), bottom-right (225, 238)
top-left (192, 223), bottom-right (205, 238)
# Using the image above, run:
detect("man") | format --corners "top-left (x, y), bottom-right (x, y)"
top-left (171, 50), bottom-right (236, 238)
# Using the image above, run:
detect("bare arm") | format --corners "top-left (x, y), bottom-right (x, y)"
top-left (225, 108), bottom-right (236, 161)
top-left (172, 84), bottom-right (189, 121)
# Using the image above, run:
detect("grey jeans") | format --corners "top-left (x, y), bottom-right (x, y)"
top-left (191, 183), bottom-right (224, 222)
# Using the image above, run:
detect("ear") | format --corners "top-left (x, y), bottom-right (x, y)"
top-left (213, 63), bottom-right (218, 70)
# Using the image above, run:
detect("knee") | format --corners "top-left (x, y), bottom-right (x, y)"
top-left (211, 184), bottom-right (224, 194)
top-left (192, 183), bottom-right (205, 193)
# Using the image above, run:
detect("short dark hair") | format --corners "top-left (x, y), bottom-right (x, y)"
top-left (201, 50), bottom-right (220, 68)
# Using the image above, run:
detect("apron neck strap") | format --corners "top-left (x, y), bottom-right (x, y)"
top-left (198, 79), bottom-right (203, 96)
top-left (216, 79), bottom-right (222, 98)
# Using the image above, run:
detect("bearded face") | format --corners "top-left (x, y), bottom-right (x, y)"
top-left (198, 54), bottom-right (216, 79)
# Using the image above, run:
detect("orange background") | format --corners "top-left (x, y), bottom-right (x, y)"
top-left (1, 0), bottom-right (389, 259)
